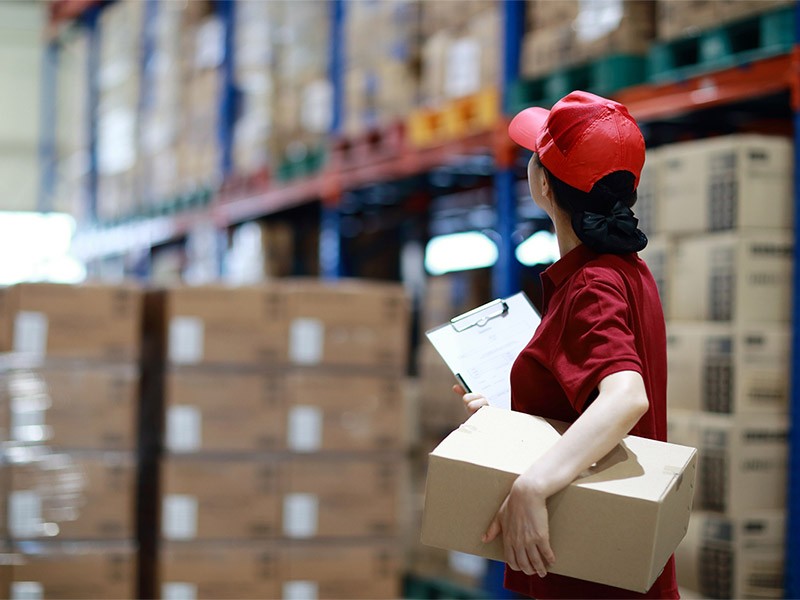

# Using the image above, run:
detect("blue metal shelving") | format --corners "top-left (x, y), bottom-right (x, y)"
top-left (320, 0), bottom-right (346, 280)
top-left (83, 6), bottom-right (101, 223)
top-left (492, 0), bottom-right (526, 300)
top-left (38, 41), bottom-right (59, 213)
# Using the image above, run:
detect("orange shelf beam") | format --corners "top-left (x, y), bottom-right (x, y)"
top-left (615, 53), bottom-right (793, 121)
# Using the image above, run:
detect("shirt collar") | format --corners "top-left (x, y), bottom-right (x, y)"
top-left (540, 243), bottom-right (598, 312)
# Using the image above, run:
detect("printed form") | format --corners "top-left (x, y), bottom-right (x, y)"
top-left (425, 292), bottom-right (541, 410)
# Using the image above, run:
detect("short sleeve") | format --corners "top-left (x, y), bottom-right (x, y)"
top-left (553, 274), bottom-right (643, 413)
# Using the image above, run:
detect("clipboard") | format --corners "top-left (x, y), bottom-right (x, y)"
top-left (425, 291), bottom-right (541, 410)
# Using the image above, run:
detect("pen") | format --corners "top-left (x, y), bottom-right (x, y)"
top-left (454, 373), bottom-right (472, 393)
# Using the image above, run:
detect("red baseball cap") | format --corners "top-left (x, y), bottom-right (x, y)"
top-left (508, 90), bottom-right (645, 193)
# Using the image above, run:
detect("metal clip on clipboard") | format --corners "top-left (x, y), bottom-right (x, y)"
top-left (450, 298), bottom-right (509, 332)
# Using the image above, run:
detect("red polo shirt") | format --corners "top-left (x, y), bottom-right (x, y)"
top-left (505, 243), bottom-right (678, 599)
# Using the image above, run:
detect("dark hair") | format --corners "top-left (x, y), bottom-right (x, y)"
top-left (533, 154), bottom-right (647, 254)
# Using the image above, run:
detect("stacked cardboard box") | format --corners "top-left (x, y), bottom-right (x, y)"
top-left (0, 283), bottom-right (142, 599)
top-left (179, 4), bottom-right (223, 191)
top-left (53, 32), bottom-right (89, 220)
top-left (152, 280), bottom-right (410, 599)
top-left (638, 135), bottom-right (793, 599)
top-left (656, 0), bottom-right (792, 41)
top-left (344, 0), bottom-right (420, 135)
top-left (232, 0), bottom-right (280, 177)
top-left (271, 1), bottom-right (331, 169)
top-left (139, 0), bottom-right (187, 207)
top-left (96, 0), bottom-right (144, 222)
top-left (521, 0), bottom-right (654, 79)
top-left (419, 0), bottom-right (500, 106)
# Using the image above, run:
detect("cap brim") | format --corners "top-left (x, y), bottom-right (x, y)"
top-left (508, 107), bottom-right (549, 152)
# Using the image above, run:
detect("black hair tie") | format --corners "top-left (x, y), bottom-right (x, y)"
top-left (573, 201), bottom-right (648, 254)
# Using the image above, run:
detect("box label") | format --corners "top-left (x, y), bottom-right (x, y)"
top-left (167, 405), bottom-right (202, 452)
top-left (287, 405), bottom-right (322, 452)
top-left (163, 494), bottom-right (198, 540)
top-left (162, 582), bottom-right (197, 600)
top-left (9, 490), bottom-right (42, 538)
top-left (283, 493), bottom-right (318, 538)
top-left (11, 582), bottom-right (44, 600)
top-left (289, 318), bottom-right (324, 365)
top-left (445, 38), bottom-right (480, 98)
top-left (13, 312), bottom-right (48, 358)
top-left (283, 581), bottom-right (318, 600)
top-left (169, 317), bottom-right (204, 364)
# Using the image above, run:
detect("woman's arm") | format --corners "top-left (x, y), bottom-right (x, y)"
top-left (483, 369), bottom-right (650, 577)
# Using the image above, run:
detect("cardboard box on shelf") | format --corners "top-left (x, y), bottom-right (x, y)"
top-left (158, 541), bottom-right (278, 600)
top-left (656, 0), bottom-right (719, 41)
top-left (9, 451), bottom-right (136, 540)
top-left (636, 147), bottom-right (661, 237)
top-left (279, 540), bottom-right (402, 600)
top-left (3, 364), bottom-right (139, 451)
top-left (284, 371), bottom-right (407, 452)
top-left (160, 456), bottom-right (280, 540)
top-left (657, 135), bottom-right (793, 235)
top-left (670, 230), bottom-right (793, 323)
top-left (520, 26), bottom-right (575, 79)
top-left (10, 541), bottom-right (137, 600)
top-left (675, 510), bottom-right (785, 599)
top-left (694, 412), bottom-right (788, 515)
top-left (284, 279), bottom-right (410, 372)
top-left (162, 285), bottom-right (288, 367)
top-left (283, 456), bottom-right (404, 539)
top-left (666, 323), bottom-right (790, 414)
top-left (1, 283), bottom-right (142, 361)
top-left (638, 234), bottom-right (674, 319)
top-left (421, 406), bottom-right (697, 593)
top-left (417, 344), bottom-right (468, 437)
top-left (165, 368), bottom-right (284, 453)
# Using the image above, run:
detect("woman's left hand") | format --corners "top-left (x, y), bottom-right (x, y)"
top-left (482, 476), bottom-right (556, 578)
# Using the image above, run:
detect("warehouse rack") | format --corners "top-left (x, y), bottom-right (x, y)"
top-left (43, 0), bottom-right (800, 597)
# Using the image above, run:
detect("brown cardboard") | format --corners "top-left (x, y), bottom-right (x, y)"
top-left (10, 541), bottom-right (136, 599)
top-left (163, 285), bottom-right (287, 367)
top-left (421, 407), bottom-right (697, 593)
top-left (657, 135), bottom-right (793, 235)
top-left (9, 451), bottom-right (136, 540)
top-left (284, 371), bottom-right (407, 452)
top-left (4, 364), bottom-right (139, 451)
top-left (638, 234), bottom-right (674, 319)
top-left (666, 323), bottom-right (790, 413)
top-left (675, 510), bottom-right (785, 599)
top-left (4, 283), bottom-right (142, 361)
top-left (284, 279), bottom-right (409, 372)
top-left (160, 456), bottom-right (280, 540)
top-left (165, 368), bottom-right (285, 453)
top-left (671, 231), bottom-right (793, 323)
top-left (158, 541), bottom-right (279, 599)
top-left (283, 456), bottom-right (403, 539)
top-left (278, 540), bottom-right (401, 599)
top-left (694, 412), bottom-right (788, 514)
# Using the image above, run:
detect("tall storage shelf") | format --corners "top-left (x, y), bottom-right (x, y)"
top-left (42, 0), bottom-right (800, 598)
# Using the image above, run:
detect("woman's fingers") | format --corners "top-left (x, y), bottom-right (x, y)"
top-left (465, 397), bottom-right (488, 415)
top-left (452, 383), bottom-right (466, 396)
top-left (526, 545), bottom-right (548, 578)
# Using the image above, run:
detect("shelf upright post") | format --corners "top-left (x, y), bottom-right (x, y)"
top-left (786, 3), bottom-right (800, 597)
top-left (218, 0), bottom-right (236, 180)
top-left (38, 39), bottom-right (59, 213)
top-left (83, 5), bottom-right (102, 223)
top-left (485, 1), bottom-right (525, 593)
top-left (492, 0), bottom-right (525, 300)
top-left (320, 0), bottom-right (345, 280)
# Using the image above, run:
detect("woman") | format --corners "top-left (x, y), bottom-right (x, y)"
top-left (454, 91), bottom-right (678, 599)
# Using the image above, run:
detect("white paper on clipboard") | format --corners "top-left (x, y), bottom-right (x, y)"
top-left (425, 292), bottom-right (541, 410)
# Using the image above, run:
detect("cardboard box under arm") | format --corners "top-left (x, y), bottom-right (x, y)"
top-left (421, 406), bottom-right (697, 593)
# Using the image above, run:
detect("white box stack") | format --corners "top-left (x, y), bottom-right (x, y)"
top-left (646, 135), bottom-right (794, 598)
